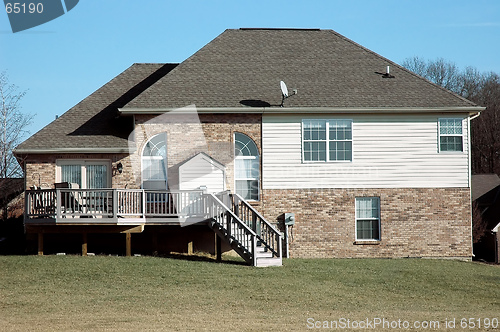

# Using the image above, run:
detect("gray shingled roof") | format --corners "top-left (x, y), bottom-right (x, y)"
top-left (16, 28), bottom-right (481, 152)
top-left (15, 63), bottom-right (177, 152)
top-left (122, 28), bottom-right (478, 110)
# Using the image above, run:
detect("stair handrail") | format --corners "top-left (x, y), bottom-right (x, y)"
top-left (207, 193), bottom-right (258, 265)
top-left (232, 194), bottom-right (282, 258)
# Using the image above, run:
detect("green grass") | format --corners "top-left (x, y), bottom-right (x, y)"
top-left (0, 256), bottom-right (499, 331)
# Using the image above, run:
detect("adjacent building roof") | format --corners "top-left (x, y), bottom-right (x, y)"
top-left (471, 174), bottom-right (500, 202)
top-left (15, 28), bottom-right (482, 153)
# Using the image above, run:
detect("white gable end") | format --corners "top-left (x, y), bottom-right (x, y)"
top-left (179, 153), bottom-right (226, 193)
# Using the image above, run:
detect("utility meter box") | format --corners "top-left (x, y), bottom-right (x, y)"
top-left (284, 212), bottom-right (295, 226)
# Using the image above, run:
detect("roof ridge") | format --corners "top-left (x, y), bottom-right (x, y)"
top-left (239, 28), bottom-right (321, 31)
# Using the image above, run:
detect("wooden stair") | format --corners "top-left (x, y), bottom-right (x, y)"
top-left (206, 192), bottom-right (282, 267)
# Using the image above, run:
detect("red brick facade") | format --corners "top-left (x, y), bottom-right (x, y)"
top-left (261, 188), bottom-right (472, 259)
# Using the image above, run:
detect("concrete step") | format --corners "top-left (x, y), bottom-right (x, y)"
top-left (255, 251), bottom-right (274, 258)
top-left (255, 257), bottom-right (282, 267)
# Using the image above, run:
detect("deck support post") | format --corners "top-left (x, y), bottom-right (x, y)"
top-left (152, 232), bottom-right (158, 255)
top-left (37, 233), bottom-right (43, 256)
top-left (188, 241), bottom-right (193, 255)
top-left (82, 233), bottom-right (88, 256)
top-left (215, 234), bottom-right (222, 262)
top-left (126, 233), bottom-right (131, 257)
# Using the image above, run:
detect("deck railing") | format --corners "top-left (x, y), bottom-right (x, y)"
top-left (25, 189), bottom-right (204, 220)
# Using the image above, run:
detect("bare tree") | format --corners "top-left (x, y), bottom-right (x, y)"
top-left (402, 56), bottom-right (467, 94)
top-left (401, 56), bottom-right (427, 78)
top-left (0, 71), bottom-right (32, 178)
top-left (0, 71), bottom-right (33, 220)
top-left (470, 73), bottom-right (500, 174)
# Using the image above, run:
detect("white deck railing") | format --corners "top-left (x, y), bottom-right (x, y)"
top-left (232, 193), bottom-right (282, 259)
top-left (25, 189), bottom-right (205, 220)
top-left (206, 192), bottom-right (257, 265)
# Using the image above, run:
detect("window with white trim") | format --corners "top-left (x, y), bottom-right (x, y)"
top-left (302, 119), bottom-right (352, 162)
top-left (234, 133), bottom-right (259, 200)
top-left (56, 160), bottom-right (110, 189)
top-left (142, 133), bottom-right (168, 190)
top-left (355, 197), bottom-right (381, 241)
top-left (438, 118), bottom-right (463, 152)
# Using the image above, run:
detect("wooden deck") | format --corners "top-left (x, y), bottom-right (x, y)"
top-left (25, 189), bottom-right (205, 225)
top-left (25, 189), bottom-right (283, 266)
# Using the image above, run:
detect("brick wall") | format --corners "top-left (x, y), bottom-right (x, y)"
top-left (261, 188), bottom-right (472, 259)
top-left (23, 113), bottom-right (262, 193)
top-left (24, 154), bottom-right (130, 189)
top-left (134, 113), bottom-right (261, 193)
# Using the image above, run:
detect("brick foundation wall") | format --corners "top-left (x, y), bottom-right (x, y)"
top-left (261, 188), bottom-right (472, 259)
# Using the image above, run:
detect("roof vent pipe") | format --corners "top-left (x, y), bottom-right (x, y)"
top-left (382, 65), bottom-right (395, 78)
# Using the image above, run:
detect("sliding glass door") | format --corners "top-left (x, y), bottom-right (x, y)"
top-left (58, 161), bottom-right (110, 189)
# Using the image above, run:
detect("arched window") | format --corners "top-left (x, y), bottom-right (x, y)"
top-left (142, 133), bottom-right (167, 190)
top-left (234, 133), bottom-right (259, 200)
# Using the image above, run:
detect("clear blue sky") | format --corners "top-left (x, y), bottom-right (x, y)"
top-left (1, 0), bottom-right (499, 136)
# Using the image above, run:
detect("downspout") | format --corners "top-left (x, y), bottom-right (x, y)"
top-left (468, 112), bottom-right (480, 259)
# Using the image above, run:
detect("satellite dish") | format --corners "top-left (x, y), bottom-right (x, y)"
top-left (279, 80), bottom-right (297, 107)
top-left (280, 80), bottom-right (289, 98)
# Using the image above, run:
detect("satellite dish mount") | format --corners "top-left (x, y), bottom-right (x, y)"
top-left (280, 80), bottom-right (297, 107)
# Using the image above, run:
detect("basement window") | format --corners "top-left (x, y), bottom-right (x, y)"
top-left (355, 197), bottom-right (381, 241)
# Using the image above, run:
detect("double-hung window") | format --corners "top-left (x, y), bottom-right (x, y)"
top-left (355, 197), bottom-right (381, 241)
top-left (438, 118), bottom-right (463, 152)
top-left (302, 119), bottom-right (352, 162)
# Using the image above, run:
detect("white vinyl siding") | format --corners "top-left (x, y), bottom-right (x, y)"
top-left (262, 114), bottom-right (469, 189)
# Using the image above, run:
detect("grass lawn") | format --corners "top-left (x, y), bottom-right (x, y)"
top-left (0, 256), bottom-right (499, 331)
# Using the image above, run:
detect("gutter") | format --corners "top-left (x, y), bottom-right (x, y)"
top-left (13, 147), bottom-right (132, 155)
top-left (119, 106), bottom-right (485, 115)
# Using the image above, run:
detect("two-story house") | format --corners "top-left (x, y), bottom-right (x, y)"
top-left (15, 29), bottom-right (483, 266)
